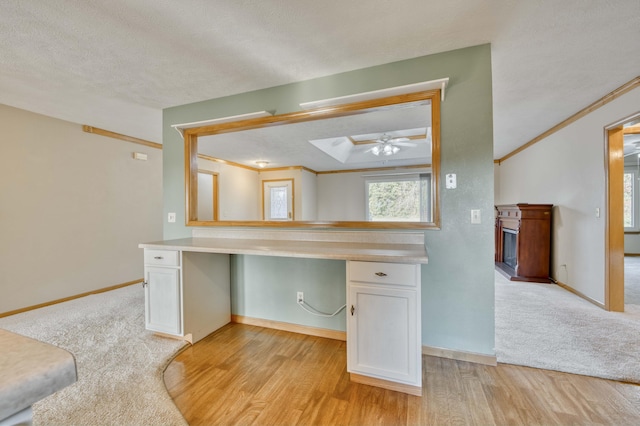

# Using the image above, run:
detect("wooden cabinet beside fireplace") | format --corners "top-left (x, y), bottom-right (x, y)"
top-left (495, 204), bottom-right (552, 283)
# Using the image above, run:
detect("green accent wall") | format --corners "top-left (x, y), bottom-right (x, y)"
top-left (163, 44), bottom-right (495, 355)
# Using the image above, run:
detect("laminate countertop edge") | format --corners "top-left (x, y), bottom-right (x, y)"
top-left (0, 329), bottom-right (77, 421)
top-left (139, 237), bottom-right (428, 264)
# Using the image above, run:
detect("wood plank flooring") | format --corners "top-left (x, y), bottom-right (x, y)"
top-left (164, 323), bottom-right (640, 425)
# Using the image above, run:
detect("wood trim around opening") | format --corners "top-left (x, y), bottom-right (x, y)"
top-left (261, 178), bottom-right (295, 221)
top-left (184, 90), bottom-right (441, 230)
top-left (605, 126), bottom-right (625, 312)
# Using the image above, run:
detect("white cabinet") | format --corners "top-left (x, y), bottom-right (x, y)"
top-left (347, 260), bottom-right (422, 396)
top-left (144, 250), bottom-right (182, 336)
top-left (143, 249), bottom-right (231, 344)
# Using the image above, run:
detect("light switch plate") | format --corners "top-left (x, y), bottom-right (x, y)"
top-left (446, 173), bottom-right (457, 189)
top-left (168, 212), bottom-right (176, 223)
top-left (471, 209), bottom-right (481, 224)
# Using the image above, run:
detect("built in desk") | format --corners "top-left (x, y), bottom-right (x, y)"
top-left (140, 229), bottom-right (428, 396)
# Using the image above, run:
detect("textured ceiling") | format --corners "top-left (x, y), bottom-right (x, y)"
top-left (0, 0), bottom-right (638, 158)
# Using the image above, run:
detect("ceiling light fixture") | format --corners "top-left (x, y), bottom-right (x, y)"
top-left (371, 144), bottom-right (400, 156)
top-left (255, 160), bottom-right (269, 168)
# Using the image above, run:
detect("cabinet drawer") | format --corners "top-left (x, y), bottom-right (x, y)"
top-left (348, 261), bottom-right (419, 287)
top-left (144, 249), bottom-right (180, 267)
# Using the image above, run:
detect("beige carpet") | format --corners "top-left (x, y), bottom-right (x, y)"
top-left (625, 256), bottom-right (640, 306)
top-left (0, 285), bottom-right (188, 425)
top-left (495, 272), bottom-right (640, 384)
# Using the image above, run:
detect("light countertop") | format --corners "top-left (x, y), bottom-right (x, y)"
top-left (139, 237), bottom-right (428, 264)
top-left (0, 329), bottom-right (77, 421)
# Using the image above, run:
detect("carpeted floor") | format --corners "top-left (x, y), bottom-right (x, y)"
top-left (0, 285), bottom-right (188, 426)
top-left (625, 256), bottom-right (640, 305)
top-left (3, 270), bottom-right (638, 423)
top-left (495, 271), bottom-right (640, 384)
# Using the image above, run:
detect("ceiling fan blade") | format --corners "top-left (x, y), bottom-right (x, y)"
top-left (393, 142), bottom-right (417, 147)
top-left (389, 137), bottom-right (410, 143)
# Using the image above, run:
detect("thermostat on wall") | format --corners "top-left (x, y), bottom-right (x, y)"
top-left (133, 152), bottom-right (148, 161)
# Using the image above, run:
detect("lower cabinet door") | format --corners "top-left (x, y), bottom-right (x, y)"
top-left (144, 266), bottom-right (182, 335)
top-left (347, 283), bottom-right (419, 385)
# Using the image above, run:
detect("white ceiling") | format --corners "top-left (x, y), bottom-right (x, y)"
top-left (1, 0), bottom-right (639, 159)
top-left (198, 102), bottom-right (432, 171)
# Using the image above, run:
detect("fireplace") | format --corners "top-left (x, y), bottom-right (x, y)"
top-left (495, 204), bottom-right (552, 283)
top-left (502, 229), bottom-right (517, 269)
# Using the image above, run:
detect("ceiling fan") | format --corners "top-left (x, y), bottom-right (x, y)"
top-left (623, 134), bottom-right (640, 157)
top-left (365, 133), bottom-right (417, 156)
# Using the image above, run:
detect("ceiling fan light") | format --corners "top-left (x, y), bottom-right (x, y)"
top-left (371, 146), bottom-right (382, 156)
top-left (380, 144), bottom-right (399, 156)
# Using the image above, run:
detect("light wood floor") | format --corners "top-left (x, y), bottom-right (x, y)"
top-left (164, 323), bottom-right (640, 425)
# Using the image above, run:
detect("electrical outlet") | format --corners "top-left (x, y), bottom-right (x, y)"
top-left (297, 292), bottom-right (304, 304)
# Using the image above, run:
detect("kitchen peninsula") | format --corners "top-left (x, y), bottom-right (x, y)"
top-left (140, 229), bottom-right (427, 395)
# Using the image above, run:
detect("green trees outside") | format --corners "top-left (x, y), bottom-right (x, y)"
top-left (368, 180), bottom-right (425, 221)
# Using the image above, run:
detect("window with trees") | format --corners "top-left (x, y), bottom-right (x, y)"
top-left (365, 173), bottom-right (431, 222)
top-left (624, 169), bottom-right (638, 232)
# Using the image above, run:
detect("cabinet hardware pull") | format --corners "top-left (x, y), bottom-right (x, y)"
top-left (350, 305), bottom-right (355, 316)
top-left (375, 272), bottom-right (387, 277)
top-left (154, 256), bottom-right (163, 260)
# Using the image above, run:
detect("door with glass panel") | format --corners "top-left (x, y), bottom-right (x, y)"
top-left (262, 179), bottom-right (294, 221)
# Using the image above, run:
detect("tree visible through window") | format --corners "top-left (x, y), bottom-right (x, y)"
top-left (624, 172), bottom-right (633, 227)
top-left (624, 171), bottom-right (636, 229)
top-left (366, 174), bottom-right (430, 222)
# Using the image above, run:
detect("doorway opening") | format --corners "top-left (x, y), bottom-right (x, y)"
top-left (606, 113), bottom-right (640, 311)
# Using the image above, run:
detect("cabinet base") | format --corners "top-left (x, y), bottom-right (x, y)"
top-left (495, 262), bottom-right (553, 283)
top-left (349, 373), bottom-right (422, 396)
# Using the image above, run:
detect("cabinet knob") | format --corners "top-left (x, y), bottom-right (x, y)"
top-left (350, 305), bottom-right (355, 316)
top-left (375, 272), bottom-right (387, 277)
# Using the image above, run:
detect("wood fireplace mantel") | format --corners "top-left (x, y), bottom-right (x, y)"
top-left (495, 204), bottom-right (553, 283)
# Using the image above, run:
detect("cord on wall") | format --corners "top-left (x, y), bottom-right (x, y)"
top-left (297, 299), bottom-right (346, 318)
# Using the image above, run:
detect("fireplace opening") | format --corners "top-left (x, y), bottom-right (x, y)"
top-left (503, 229), bottom-right (517, 269)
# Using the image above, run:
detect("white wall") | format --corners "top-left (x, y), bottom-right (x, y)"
top-left (0, 104), bottom-right (163, 314)
top-left (496, 86), bottom-right (640, 303)
top-left (194, 164), bottom-right (319, 221)
top-left (317, 172), bottom-right (365, 221)
top-left (300, 169), bottom-right (317, 221)
top-left (198, 158), bottom-right (260, 220)
top-left (625, 233), bottom-right (640, 253)
top-left (623, 159), bottom-right (640, 253)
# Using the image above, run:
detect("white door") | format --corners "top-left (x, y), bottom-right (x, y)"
top-left (347, 284), bottom-right (419, 384)
top-left (145, 267), bottom-right (182, 335)
top-left (263, 179), bottom-right (293, 220)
